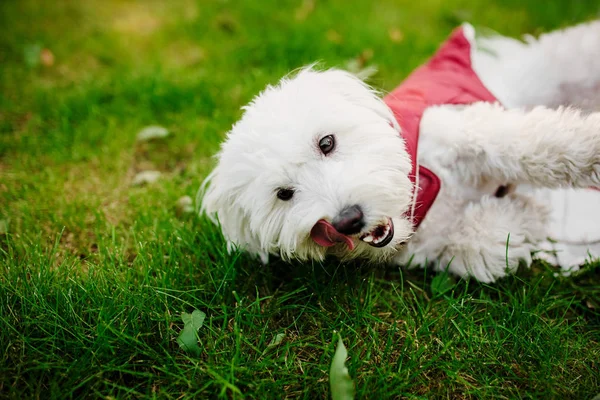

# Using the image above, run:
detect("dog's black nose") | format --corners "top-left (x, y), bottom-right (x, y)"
top-left (332, 205), bottom-right (365, 235)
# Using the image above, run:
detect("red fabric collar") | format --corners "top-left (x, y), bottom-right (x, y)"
top-left (383, 26), bottom-right (498, 228)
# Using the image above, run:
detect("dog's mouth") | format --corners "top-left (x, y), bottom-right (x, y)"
top-left (359, 218), bottom-right (394, 248)
top-left (310, 218), bottom-right (394, 250)
top-left (310, 219), bottom-right (356, 250)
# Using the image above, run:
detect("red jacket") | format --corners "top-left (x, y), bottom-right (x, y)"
top-left (384, 26), bottom-right (498, 228)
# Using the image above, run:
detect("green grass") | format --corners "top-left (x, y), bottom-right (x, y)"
top-left (1, 0), bottom-right (600, 398)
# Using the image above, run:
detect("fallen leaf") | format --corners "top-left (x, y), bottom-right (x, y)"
top-left (136, 125), bottom-right (169, 142)
top-left (40, 49), bottom-right (55, 67)
top-left (177, 309), bottom-right (206, 356)
top-left (295, 0), bottom-right (315, 20)
top-left (176, 195), bottom-right (194, 215)
top-left (345, 49), bottom-right (376, 79)
top-left (330, 336), bottom-right (354, 400)
top-left (267, 333), bottom-right (285, 348)
top-left (585, 299), bottom-right (597, 310)
top-left (359, 49), bottom-right (374, 62)
top-left (132, 170), bottom-right (161, 186)
top-left (345, 59), bottom-right (361, 74)
top-left (388, 28), bottom-right (404, 43)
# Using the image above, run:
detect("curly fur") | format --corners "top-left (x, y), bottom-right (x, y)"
top-left (201, 21), bottom-right (600, 282)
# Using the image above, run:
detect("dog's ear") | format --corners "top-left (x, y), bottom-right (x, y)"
top-left (198, 168), bottom-right (270, 264)
top-left (305, 68), bottom-right (400, 131)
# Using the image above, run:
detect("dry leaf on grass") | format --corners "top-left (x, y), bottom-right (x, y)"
top-left (295, 0), bottom-right (315, 20)
top-left (136, 125), bottom-right (169, 142)
top-left (345, 49), bottom-right (377, 79)
top-left (267, 333), bottom-right (285, 348)
top-left (388, 28), bottom-right (404, 43)
top-left (40, 49), bottom-right (55, 67)
top-left (176, 195), bottom-right (194, 215)
top-left (132, 170), bottom-right (161, 186)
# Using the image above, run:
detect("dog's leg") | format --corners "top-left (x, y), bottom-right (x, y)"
top-left (523, 186), bottom-right (600, 271)
top-left (421, 102), bottom-right (600, 188)
top-left (396, 194), bottom-right (549, 282)
top-left (470, 20), bottom-right (600, 110)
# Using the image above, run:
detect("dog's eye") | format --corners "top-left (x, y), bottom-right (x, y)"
top-left (276, 188), bottom-right (294, 201)
top-left (319, 135), bottom-right (335, 155)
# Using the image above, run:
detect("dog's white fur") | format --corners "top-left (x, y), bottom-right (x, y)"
top-left (201, 21), bottom-right (600, 282)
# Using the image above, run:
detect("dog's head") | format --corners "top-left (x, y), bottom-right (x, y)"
top-left (200, 67), bottom-right (414, 263)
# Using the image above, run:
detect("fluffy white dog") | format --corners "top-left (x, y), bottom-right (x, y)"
top-left (200, 21), bottom-right (600, 282)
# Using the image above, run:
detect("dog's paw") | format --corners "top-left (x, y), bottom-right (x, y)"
top-left (438, 234), bottom-right (533, 283)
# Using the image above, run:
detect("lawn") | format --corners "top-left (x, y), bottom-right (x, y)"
top-left (1, 0), bottom-right (599, 398)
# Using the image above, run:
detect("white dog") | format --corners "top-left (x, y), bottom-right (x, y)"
top-left (200, 21), bottom-right (600, 282)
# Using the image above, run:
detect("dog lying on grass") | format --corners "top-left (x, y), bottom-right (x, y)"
top-left (200, 21), bottom-right (600, 282)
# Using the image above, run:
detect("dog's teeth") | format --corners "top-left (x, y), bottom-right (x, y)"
top-left (362, 223), bottom-right (392, 245)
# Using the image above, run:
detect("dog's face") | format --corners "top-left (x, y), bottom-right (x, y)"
top-left (201, 68), bottom-right (414, 263)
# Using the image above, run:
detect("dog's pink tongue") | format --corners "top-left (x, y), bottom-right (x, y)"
top-left (310, 219), bottom-right (355, 250)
